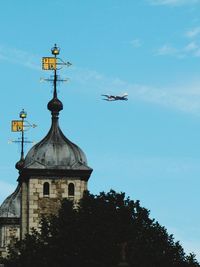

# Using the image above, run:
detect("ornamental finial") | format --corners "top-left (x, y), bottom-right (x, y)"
top-left (41, 44), bottom-right (72, 114)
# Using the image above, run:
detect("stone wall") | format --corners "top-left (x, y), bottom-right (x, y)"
top-left (22, 177), bottom-right (87, 234)
top-left (0, 225), bottom-right (20, 257)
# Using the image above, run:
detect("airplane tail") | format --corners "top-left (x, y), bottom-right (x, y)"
top-left (122, 93), bottom-right (128, 97)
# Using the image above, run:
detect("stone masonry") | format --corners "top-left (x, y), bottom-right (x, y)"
top-left (21, 178), bottom-right (87, 237)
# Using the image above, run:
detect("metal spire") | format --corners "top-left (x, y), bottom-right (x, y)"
top-left (10, 109), bottom-right (36, 169)
top-left (41, 44), bottom-right (72, 102)
top-left (51, 44), bottom-right (60, 99)
top-left (19, 109), bottom-right (26, 160)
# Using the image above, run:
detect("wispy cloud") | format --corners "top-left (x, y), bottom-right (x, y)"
top-left (155, 25), bottom-right (200, 58)
top-left (2, 45), bottom-right (200, 116)
top-left (130, 38), bottom-right (142, 48)
top-left (183, 41), bottom-right (200, 57)
top-left (185, 27), bottom-right (200, 38)
top-left (71, 67), bottom-right (200, 116)
top-left (127, 82), bottom-right (200, 114)
top-left (0, 45), bottom-right (40, 70)
top-left (184, 41), bottom-right (198, 51)
top-left (156, 40), bottom-right (200, 58)
top-left (149, 0), bottom-right (199, 6)
top-left (156, 44), bottom-right (178, 56)
top-left (154, 24), bottom-right (200, 58)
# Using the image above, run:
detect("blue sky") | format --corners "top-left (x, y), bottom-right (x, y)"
top-left (1, 0), bottom-right (200, 260)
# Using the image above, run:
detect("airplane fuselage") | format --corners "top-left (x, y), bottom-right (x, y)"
top-left (102, 94), bottom-right (128, 101)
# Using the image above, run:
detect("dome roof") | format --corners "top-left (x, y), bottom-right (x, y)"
top-left (24, 121), bottom-right (89, 170)
top-left (0, 185), bottom-right (21, 218)
top-left (23, 97), bottom-right (91, 172)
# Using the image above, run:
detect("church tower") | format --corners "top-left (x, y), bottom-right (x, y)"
top-left (18, 45), bottom-right (93, 238)
top-left (0, 45), bottom-right (93, 248)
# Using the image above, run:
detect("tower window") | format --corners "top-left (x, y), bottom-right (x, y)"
top-left (68, 183), bottom-right (75, 197)
top-left (43, 182), bottom-right (50, 196)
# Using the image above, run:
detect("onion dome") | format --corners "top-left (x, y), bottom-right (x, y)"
top-left (0, 185), bottom-right (21, 218)
top-left (23, 113), bottom-right (89, 170)
top-left (20, 95), bottom-right (92, 179)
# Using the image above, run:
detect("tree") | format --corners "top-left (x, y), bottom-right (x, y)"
top-left (2, 190), bottom-right (199, 267)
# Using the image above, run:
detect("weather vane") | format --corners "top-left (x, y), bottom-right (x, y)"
top-left (10, 109), bottom-right (36, 160)
top-left (41, 44), bottom-right (72, 97)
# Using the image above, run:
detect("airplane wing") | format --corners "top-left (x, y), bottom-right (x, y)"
top-left (102, 98), bottom-right (116, 101)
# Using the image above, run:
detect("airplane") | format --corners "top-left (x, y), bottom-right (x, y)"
top-left (101, 93), bottom-right (128, 101)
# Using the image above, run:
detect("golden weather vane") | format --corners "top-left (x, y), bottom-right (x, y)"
top-left (10, 109), bottom-right (36, 159)
top-left (41, 44), bottom-right (72, 97)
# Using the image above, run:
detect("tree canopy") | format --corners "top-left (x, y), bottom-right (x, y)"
top-left (2, 190), bottom-right (199, 267)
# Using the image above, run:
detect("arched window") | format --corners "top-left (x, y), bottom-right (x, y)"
top-left (43, 182), bottom-right (50, 196)
top-left (68, 183), bottom-right (75, 197)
